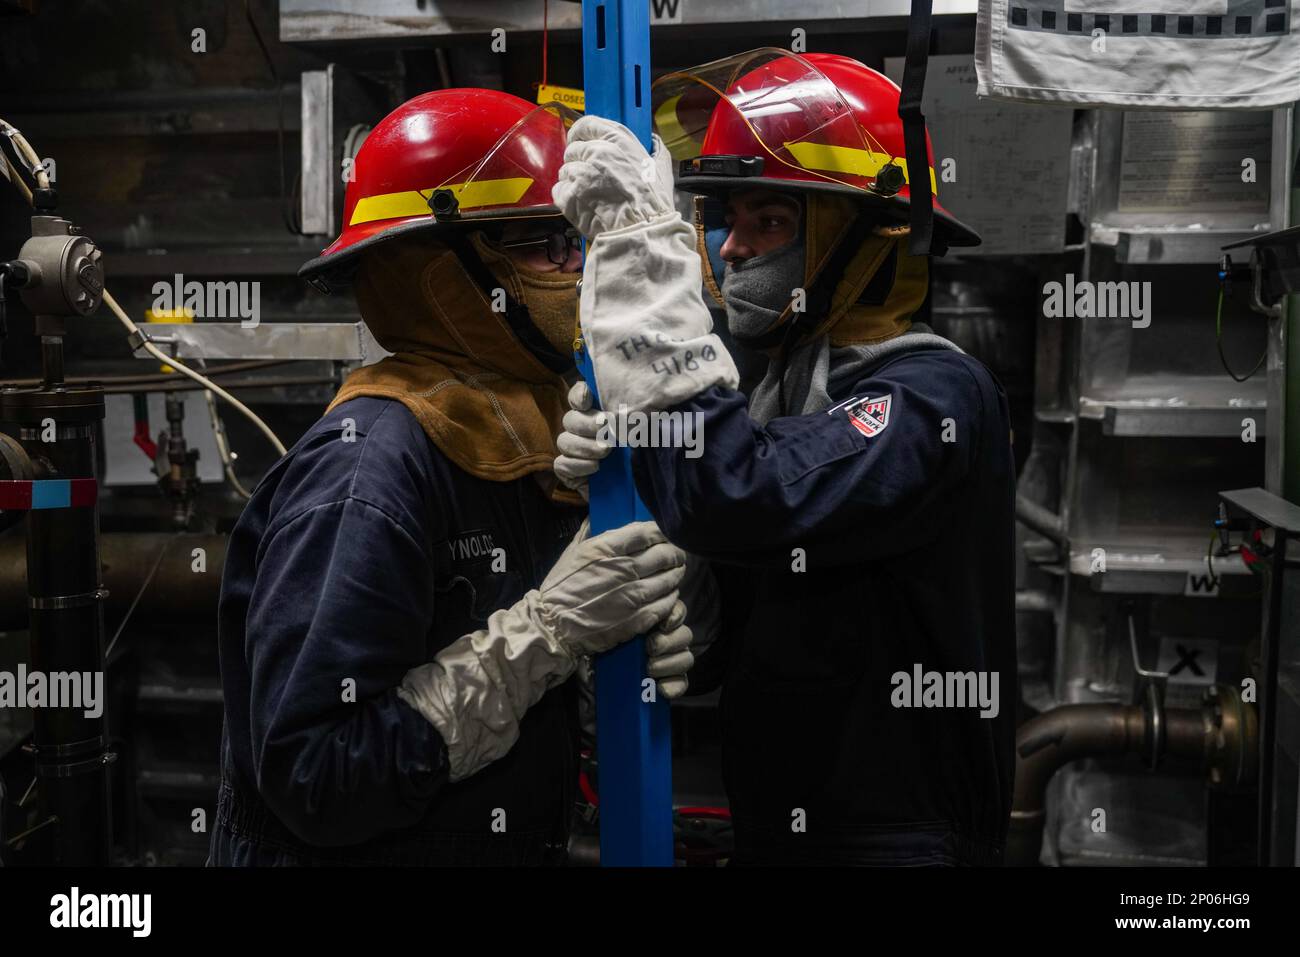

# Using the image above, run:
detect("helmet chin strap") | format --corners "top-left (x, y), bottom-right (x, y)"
top-left (900, 0), bottom-right (936, 256)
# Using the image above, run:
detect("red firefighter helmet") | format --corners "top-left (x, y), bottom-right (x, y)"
top-left (300, 89), bottom-right (578, 290)
top-left (652, 49), bottom-right (979, 250)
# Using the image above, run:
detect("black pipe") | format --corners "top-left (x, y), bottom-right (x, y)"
top-left (0, 338), bottom-right (112, 865)
top-left (0, 532), bottom-right (226, 630)
top-left (39, 336), bottom-right (64, 390)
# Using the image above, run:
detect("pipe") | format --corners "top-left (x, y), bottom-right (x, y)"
top-left (1015, 494), bottom-right (1066, 545)
top-left (1008, 687), bottom-right (1257, 866)
top-left (4, 370), bottom-right (112, 864)
top-left (0, 531), bottom-right (226, 630)
top-left (0, 358), bottom-right (293, 390)
top-left (1009, 703), bottom-right (1145, 866)
top-left (99, 373), bottom-right (333, 396)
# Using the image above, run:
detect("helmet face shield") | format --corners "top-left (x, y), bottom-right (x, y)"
top-left (653, 48), bottom-right (915, 198)
top-left (652, 48), bottom-right (978, 250)
top-left (429, 101), bottom-right (582, 222)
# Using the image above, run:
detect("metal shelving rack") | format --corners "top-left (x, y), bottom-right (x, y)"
top-left (1030, 105), bottom-right (1294, 865)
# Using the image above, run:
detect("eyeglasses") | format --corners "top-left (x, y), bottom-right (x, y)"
top-left (498, 227), bottom-right (581, 266)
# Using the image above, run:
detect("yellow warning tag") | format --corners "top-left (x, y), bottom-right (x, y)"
top-left (144, 308), bottom-right (193, 374)
top-left (537, 84), bottom-right (585, 111)
top-left (145, 308), bottom-right (194, 324)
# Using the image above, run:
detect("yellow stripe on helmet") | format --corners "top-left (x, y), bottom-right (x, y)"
top-left (349, 190), bottom-right (432, 226)
top-left (783, 142), bottom-right (938, 195)
top-left (349, 177), bottom-right (536, 226)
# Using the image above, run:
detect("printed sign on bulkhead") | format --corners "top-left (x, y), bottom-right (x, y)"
top-left (975, 0), bottom-right (1300, 108)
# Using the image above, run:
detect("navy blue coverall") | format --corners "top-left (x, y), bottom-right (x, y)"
top-left (209, 397), bottom-right (584, 865)
top-left (632, 348), bottom-right (1017, 865)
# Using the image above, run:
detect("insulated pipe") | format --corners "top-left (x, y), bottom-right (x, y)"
top-left (1008, 689), bottom-right (1257, 866)
top-left (0, 532), bottom-right (226, 630)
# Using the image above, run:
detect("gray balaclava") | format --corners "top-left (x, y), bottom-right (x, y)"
top-left (719, 222), bottom-right (960, 425)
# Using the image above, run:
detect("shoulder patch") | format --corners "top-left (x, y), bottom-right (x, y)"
top-left (829, 394), bottom-right (891, 438)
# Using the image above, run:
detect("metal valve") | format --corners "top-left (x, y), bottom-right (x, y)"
top-left (12, 215), bottom-right (105, 318)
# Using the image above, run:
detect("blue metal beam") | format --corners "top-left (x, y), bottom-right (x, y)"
top-left (577, 0), bottom-right (674, 867)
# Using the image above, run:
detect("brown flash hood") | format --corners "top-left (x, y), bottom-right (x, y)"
top-left (327, 235), bottom-right (581, 501)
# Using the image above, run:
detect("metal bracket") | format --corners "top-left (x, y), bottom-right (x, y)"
top-left (1127, 605), bottom-right (1169, 769)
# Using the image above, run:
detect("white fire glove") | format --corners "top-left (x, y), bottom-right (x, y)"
top-left (397, 519), bottom-right (685, 781)
top-left (645, 599), bottom-right (694, 699)
top-left (575, 595), bottom-right (695, 744)
top-left (554, 380), bottom-right (613, 499)
top-left (552, 116), bottom-right (675, 241)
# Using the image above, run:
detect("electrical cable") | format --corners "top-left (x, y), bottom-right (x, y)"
top-left (0, 118), bottom-right (49, 191)
top-left (1206, 530), bottom-right (1261, 597)
top-left (1206, 532), bottom-right (1221, 590)
top-left (104, 533), bottom-right (175, 663)
top-left (542, 0), bottom-right (550, 88)
top-left (1216, 288), bottom-right (1267, 383)
top-left (197, 358), bottom-right (253, 500)
top-left (0, 152), bottom-right (32, 205)
top-left (206, 388), bottom-right (253, 499)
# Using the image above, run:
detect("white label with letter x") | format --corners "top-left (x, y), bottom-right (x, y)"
top-left (1157, 637), bottom-right (1218, 686)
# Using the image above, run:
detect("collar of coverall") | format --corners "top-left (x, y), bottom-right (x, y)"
top-left (695, 192), bottom-right (929, 357)
top-left (325, 234), bottom-right (583, 502)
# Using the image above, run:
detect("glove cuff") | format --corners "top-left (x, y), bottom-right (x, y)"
top-left (398, 590), bottom-right (577, 782)
top-left (582, 213), bottom-right (740, 415)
